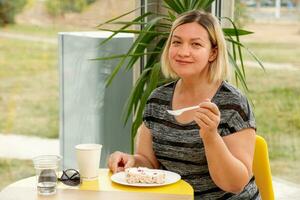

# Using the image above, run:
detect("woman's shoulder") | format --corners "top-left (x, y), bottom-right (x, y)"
top-left (148, 80), bottom-right (176, 100)
top-left (143, 81), bottom-right (176, 127)
top-left (216, 81), bottom-right (256, 135)
top-left (215, 81), bottom-right (248, 104)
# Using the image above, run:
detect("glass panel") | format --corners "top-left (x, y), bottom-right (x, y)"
top-left (0, 0), bottom-right (135, 190)
top-left (235, 0), bottom-right (300, 184)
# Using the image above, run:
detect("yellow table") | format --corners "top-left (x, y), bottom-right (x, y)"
top-left (0, 169), bottom-right (194, 200)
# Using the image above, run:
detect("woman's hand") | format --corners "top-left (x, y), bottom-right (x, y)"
top-left (108, 151), bottom-right (135, 173)
top-left (194, 99), bottom-right (220, 139)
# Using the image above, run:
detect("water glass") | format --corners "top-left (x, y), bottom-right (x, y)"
top-left (32, 155), bottom-right (61, 195)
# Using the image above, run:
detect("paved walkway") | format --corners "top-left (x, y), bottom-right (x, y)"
top-left (0, 134), bottom-right (59, 159)
top-left (244, 60), bottom-right (299, 71)
top-left (1, 133), bottom-right (300, 199)
top-left (273, 177), bottom-right (300, 200)
top-left (0, 31), bottom-right (56, 44)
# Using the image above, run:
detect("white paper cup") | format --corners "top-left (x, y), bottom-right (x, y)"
top-left (75, 144), bottom-right (102, 181)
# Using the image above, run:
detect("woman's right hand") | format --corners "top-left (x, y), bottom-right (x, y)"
top-left (108, 151), bottom-right (135, 173)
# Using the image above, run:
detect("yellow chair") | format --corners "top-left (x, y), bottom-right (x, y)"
top-left (252, 135), bottom-right (275, 200)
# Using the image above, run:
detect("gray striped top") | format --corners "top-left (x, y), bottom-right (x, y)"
top-left (143, 81), bottom-right (261, 200)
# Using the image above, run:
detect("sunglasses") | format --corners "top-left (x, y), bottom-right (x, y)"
top-left (58, 169), bottom-right (81, 186)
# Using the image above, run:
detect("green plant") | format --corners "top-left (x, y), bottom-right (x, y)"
top-left (95, 0), bottom-right (264, 152)
top-left (0, 0), bottom-right (27, 26)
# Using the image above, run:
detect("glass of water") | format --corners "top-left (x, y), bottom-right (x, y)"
top-left (33, 155), bottom-right (61, 195)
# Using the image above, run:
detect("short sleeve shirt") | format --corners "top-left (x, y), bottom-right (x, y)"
top-left (143, 81), bottom-right (261, 200)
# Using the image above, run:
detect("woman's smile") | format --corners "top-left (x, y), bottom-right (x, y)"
top-left (175, 59), bottom-right (194, 65)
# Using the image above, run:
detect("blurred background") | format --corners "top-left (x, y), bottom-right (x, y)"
top-left (0, 0), bottom-right (299, 190)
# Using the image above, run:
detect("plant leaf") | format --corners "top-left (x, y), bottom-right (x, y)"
top-left (144, 37), bottom-right (167, 69)
top-left (226, 38), bottom-right (265, 71)
top-left (202, 0), bottom-right (216, 9)
top-left (99, 12), bottom-right (154, 46)
top-left (97, 28), bottom-right (169, 35)
top-left (223, 17), bottom-right (246, 78)
top-left (96, 7), bottom-right (142, 27)
top-left (168, 10), bottom-right (177, 21)
top-left (92, 51), bottom-right (161, 61)
top-left (228, 53), bottom-right (249, 91)
top-left (223, 28), bottom-right (253, 36)
top-left (163, 0), bottom-right (185, 13)
top-left (123, 68), bottom-right (151, 124)
top-left (124, 16), bottom-right (166, 71)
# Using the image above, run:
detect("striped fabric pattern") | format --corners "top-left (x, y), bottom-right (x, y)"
top-left (143, 81), bottom-right (261, 200)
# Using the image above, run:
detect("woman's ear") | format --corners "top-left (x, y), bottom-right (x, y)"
top-left (208, 47), bottom-right (218, 62)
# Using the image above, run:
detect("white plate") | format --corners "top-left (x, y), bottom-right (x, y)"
top-left (111, 169), bottom-right (181, 187)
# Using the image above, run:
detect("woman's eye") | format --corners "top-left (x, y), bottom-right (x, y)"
top-left (192, 42), bottom-right (201, 47)
top-left (172, 41), bottom-right (181, 45)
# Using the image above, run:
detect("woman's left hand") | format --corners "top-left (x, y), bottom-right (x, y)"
top-left (194, 99), bottom-right (220, 139)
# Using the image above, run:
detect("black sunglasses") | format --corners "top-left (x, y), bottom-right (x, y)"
top-left (58, 169), bottom-right (81, 186)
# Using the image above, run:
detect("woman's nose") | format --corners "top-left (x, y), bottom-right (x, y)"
top-left (177, 44), bottom-right (190, 57)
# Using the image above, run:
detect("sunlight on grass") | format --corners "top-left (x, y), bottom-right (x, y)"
top-left (246, 67), bottom-right (300, 183)
top-left (271, 160), bottom-right (300, 184)
top-left (0, 38), bottom-right (58, 138)
top-left (247, 68), bottom-right (300, 137)
top-left (243, 42), bottom-right (300, 65)
top-left (0, 24), bottom-right (76, 38)
top-left (0, 159), bottom-right (35, 190)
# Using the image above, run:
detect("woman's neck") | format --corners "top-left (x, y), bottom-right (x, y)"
top-left (174, 77), bottom-right (221, 106)
top-left (178, 77), bottom-right (210, 95)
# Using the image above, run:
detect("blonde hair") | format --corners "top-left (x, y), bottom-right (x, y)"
top-left (161, 10), bottom-right (230, 83)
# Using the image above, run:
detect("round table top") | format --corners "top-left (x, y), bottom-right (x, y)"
top-left (0, 168), bottom-right (194, 200)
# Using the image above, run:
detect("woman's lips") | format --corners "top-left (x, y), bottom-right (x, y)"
top-left (175, 60), bottom-right (193, 64)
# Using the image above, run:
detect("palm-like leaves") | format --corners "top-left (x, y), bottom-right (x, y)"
top-left (95, 0), bottom-right (263, 153)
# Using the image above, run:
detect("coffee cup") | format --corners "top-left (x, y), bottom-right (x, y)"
top-left (75, 144), bottom-right (102, 181)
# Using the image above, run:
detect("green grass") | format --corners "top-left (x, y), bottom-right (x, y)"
top-left (247, 68), bottom-right (300, 137)
top-left (243, 42), bottom-right (300, 65)
top-left (0, 37), bottom-right (58, 138)
top-left (0, 24), bottom-right (82, 38)
top-left (271, 160), bottom-right (300, 184)
top-left (0, 159), bottom-right (35, 190)
top-left (245, 67), bottom-right (300, 183)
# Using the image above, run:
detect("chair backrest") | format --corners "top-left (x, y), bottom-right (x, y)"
top-left (252, 135), bottom-right (275, 200)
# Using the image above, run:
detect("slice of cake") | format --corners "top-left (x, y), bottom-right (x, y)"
top-left (125, 167), bottom-right (165, 184)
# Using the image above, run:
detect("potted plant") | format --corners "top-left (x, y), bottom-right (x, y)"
top-left (95, 0), bottom-right (264, 152)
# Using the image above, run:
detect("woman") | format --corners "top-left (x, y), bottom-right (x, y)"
top-left (108, 10), bottom-right (261, 199)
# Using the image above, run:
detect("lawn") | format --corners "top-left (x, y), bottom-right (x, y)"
top-left (0, 159), bottom-right (35, 190)
top-left (0, 24), bottom-right (82, 38)
top-left (245, 67), bottom-right (300, 183)
top-left (0, 37), bottom-right (58, 138)
top-left (243, 42), bottom-right (300, 65)
top-left (241, 21), bottom-right (300, 183)
top-left (241, 21), bottom-right (300, 67)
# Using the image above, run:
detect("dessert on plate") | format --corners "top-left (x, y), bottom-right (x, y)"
top-left (125, 167), bottom-right (165, 184)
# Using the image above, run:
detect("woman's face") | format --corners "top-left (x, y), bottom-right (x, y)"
top-left (168, 22), bottom-right (217, 79)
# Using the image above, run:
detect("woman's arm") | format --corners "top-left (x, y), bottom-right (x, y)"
top-left (108, 123), bottom-right (159, 173)
top-left (134, 123), bottom-right (160, 169)
top-left (194, 100), bottom-right (255, 194)
top-left (202, 128), bottom-right (255, 194)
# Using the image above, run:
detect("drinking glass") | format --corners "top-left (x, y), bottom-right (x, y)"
top-left (32, 155), bottom-right (61, 195)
